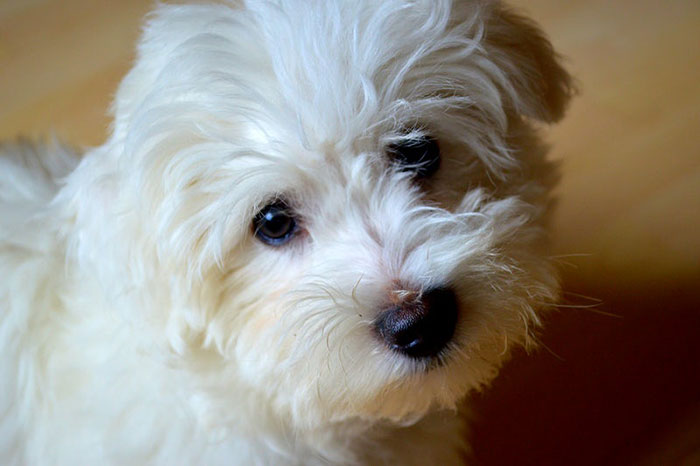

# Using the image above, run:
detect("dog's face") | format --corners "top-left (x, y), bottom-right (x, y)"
top-left (85, 0), bottom-right (572, 429)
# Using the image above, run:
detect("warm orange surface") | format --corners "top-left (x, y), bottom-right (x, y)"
top-left (1, 1), bottom-right (699, 464)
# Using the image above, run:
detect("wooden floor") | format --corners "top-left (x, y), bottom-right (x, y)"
top-left (1, 1), bottom-right (699, 464)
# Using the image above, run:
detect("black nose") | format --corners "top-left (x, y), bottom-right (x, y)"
top-left (374, 287), bottom-right (458, 359)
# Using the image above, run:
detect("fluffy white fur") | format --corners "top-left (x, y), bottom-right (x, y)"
top-left (0, 1), bottom-right (573, 464)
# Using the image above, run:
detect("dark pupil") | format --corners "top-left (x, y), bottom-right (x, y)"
top-left (255, 204), bottom-right (295, 244)
top-left (389, 135), bottom-right (440, 178)
top-left (260, 207), bottom-right (293, 238)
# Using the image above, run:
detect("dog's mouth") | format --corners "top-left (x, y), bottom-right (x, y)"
top-left (406, 346), bottom-right (456, 374)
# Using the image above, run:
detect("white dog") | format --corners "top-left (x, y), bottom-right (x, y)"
top-left (0, 0), bottom-right (572, 464)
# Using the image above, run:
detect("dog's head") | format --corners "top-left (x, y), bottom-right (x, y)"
top-left (74, 0), bottom-right (573, 430)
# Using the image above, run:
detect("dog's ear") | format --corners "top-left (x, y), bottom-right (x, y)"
top-left (484, 6), bottom-right (576, 123)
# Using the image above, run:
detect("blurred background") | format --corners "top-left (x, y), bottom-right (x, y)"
top-left (1, 0), bottom-right (698, 464)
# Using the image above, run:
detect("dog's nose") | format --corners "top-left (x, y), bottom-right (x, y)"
top-left (374, 287), bottom-right (458, 359)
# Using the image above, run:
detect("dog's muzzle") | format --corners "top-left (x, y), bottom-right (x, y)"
top-left (374, 287), bottom-right (458, 359)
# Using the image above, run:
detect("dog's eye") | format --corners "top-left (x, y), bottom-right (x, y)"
top-left (388, 135), bottom-right (440, 178)
top-left (253, 201), bottom-right (297, 246)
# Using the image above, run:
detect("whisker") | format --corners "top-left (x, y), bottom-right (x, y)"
top-left (553, 303), bottom-right (601, 309)
top-left (551, 259), bottom-right (580, 269)
top-left (530, 333), bottom-right (565, 361)
top-left (562, 291), bottom-right (603, 303)
top-left (549, 253), bottom-right (594, 269)
top-left (351, 274), bottom-right (365, 308)
top-left (553, 293), bottom-right (621, 318)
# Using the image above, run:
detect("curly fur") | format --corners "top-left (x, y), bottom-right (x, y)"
top-left (0, 0), bottom-right (573, 464)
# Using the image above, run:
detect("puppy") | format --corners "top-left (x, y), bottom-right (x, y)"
top-left (0, 0), bottom-right (573, 464)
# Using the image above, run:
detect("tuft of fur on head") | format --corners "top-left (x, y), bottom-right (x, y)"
top-left (0, 0), bottom-right (573, 464)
